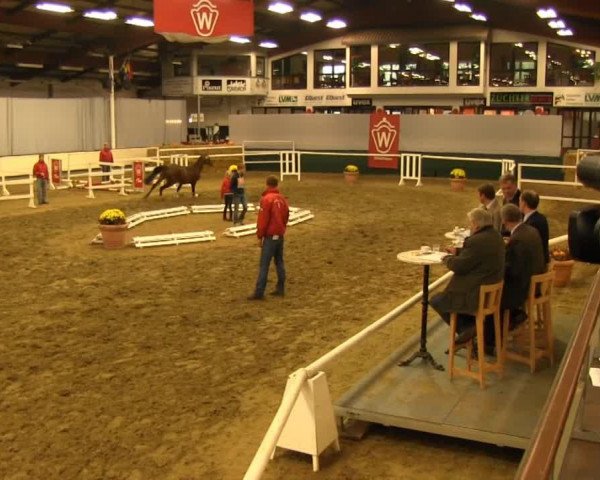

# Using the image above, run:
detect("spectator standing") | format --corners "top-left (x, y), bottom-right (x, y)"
top-left (99, 143), bottom-right (114, 183)
top-left (33, 154), bottom-right (49, 205)
top-left (231, 164), bottom-right (248, 225)
top-left (248, 175), bottom-right (290, 300)
top-left (520, 190), bottom-right (550, 265)
top-left (220, 169), bottom-right (233, 221)
top-left (477, 183), bottom-right (502, 231)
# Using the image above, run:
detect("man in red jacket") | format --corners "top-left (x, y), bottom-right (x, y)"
top-left (99, 143), bottom-right (113, 183)
top-left (32, 153), bottom-right (49, 205)
top-left (248, 175), bottom-right (290, 300)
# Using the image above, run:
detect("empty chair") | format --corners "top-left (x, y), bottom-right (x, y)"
top-left (502, 271), bottom-right (554, 373)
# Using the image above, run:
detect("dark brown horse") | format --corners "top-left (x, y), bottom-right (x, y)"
top-left (144, 155), bottom-right (213, 198)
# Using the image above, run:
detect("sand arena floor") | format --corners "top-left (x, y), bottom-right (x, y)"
top-left (0, 171), bottom-right (597, 480)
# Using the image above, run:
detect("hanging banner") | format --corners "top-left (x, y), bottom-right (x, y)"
top-left (51, 158), bottom-right (61, 185)
top-left (368, 112), bottom-right (400, 169)
top-left (133, 162), bottom-right (145, 189)
top-left (154, 0), bottom-right (254, 43)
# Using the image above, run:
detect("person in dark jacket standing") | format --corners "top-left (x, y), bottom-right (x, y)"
top-left (519, 190), bottom-right (550, 265)
top-left (248, 175), bottom-right (290, 300)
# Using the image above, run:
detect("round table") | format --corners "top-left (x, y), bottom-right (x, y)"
top-left (444, 229), bottom-right (470, 240)
top-left (397, 250), bottom-right (448, 371)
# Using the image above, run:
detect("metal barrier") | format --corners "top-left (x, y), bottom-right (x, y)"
top-left (516, 267), bottom-right (600, 480)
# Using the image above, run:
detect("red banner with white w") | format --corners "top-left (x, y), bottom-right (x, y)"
top-left (154, 0), bottom-right (254, 43)
top-left (368, 112), bottom-right (400, 169)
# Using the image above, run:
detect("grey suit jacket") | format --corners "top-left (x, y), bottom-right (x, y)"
top-left (502, 223), bottom-right (546, 309)
top-left (437, 225), bottom-right (505, 314)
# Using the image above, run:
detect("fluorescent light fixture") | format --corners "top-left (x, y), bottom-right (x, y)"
top-left (326, 18), bottom-right (347, 29)
top-left (301, 51), bottom-right (308, 55)
top-left (6, 43), bottom-right (23, 49)
top-left (17, 63), bottom-right (44, 68)
top-left (84, 10), bottom-right (117, 21)
top-left (172, 61), bottom-right (183, 65)
top-left (536, 7), bottom-right (557, 19)
top-left (267, 2), bottom-right (293, 14)
top-left (548, 19), bottom-right (565, 29)
top-left (88, 52), bottom-right (105, 58)
top-left (514, 43), bottom-right (523, 48)
top-left (557, 28), bottom-right (573, 36)
top-left (322, 55), bottom-right (333, 61)
top-left (442, 0), bottom-right (455, 2)
top-left (389, 43), bottom-right (399, 48)
top-left (98, 68), bottom-right (109, 73)
top-left (454, 3), bottom-right (472, 13)
top-left (125, 17), bottom-right (154, 27)
top-left (426, 53), bottom-right (440, 61)
top-left (229, 36), bottom-right (251, 44)
top-left (470, 13), bottom-right (487, 22)
top-left (259, 41), bottom-right (278, 48)
top-left (165, 119), bottom-right (182, 125)
top-left (36, 2), bottom-right (73, 13)
top-left (300, 11), bottom-right (321, 22)
top-left (409, 47), bottom-right (423, 54)
top-left (59, 65), bottom-right (84, 71)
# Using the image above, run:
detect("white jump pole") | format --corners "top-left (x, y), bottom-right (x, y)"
top-left (28, 176), bottom-right (35, 208)
top-left (87, 165), bottom-right (95, 199)
top-left (109, 55), bottom-right (116, 150)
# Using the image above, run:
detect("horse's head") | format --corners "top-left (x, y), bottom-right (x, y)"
top-left (196, 155), bottom-right (213, 168)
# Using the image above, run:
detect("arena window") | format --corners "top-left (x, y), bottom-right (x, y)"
top-left (457, 42), bottom-right (481, 86)
top-left (350, 45), bottom-right (371, 87)
top-left (314, 49), bottom-right (346, 89)
top-left (378, 43), bottom-right (449, 87)
top-left (197, 54), bottom-right (251, 77)
top-left (271, 53), bottom-right (307, 90)
top-left (489, 42), bottom-right (538, 87)
top-left (546, 43), bottom-right (595, 87)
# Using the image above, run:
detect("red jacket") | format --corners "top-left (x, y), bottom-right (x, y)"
top-left (99, 148), bottom-right (113, 163)
top-left (220, 176), bottom-right (232, 198)
top-left (257, 187), bottom-right (289, 238)
top-left (33, 161), bottom-right (49, 179)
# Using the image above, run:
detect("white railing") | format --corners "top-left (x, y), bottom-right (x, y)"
top-left (0, 174), bottom-right (36, 208)
top-left (244, 234), bottom-right (570, 480)
top-left (517, 162), bottom-right (600, 205)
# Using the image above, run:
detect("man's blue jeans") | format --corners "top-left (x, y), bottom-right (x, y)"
top-left (254, 236), bottom-right (285, 297)
top-left (233, 191), bottom-right (247, 224)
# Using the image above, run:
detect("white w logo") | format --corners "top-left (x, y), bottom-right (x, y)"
top-left (370, 118), bottom-right (398, 154)
top-left (190, 0), bottom-right (220, 37)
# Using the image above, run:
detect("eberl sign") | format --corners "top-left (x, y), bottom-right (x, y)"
top-left (201, 79), bottom-right (222, 91)
top-left (490, 92), bottom-right (553, 106)
top-left (226, 79), bottom-right (247, 92)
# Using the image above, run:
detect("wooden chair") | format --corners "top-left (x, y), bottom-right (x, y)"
top-left (502, 271), bottom-right (554, 373)
top-left (449, 281), bottom-right (505, 389)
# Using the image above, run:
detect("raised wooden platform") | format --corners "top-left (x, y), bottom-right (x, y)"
top-left (335, 313), bottom-right (578, 449)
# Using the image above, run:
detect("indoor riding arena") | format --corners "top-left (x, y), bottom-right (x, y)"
top-left (2, 1), bottom-right (600, 479)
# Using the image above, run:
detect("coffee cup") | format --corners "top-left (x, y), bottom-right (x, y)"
top-left (420, 245), bottom-right (432, 254)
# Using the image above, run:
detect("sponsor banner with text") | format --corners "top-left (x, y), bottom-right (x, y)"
top-left (154, 0), bottom-right (253, 43)
top-left (51, 158), bottom-right (61, 184)
top-left (133, 162), bottom-right (145, 189)
top-left (368, 112), bottom-right (400, 169)
top-left (554, 92), bottom-right (600, 108)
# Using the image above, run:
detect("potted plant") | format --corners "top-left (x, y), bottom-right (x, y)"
top-left (98, 208), bottom-right (129, 249)
top-left (550, 246), bottom-right (575, 287)
top-left (344, 164), bottom-right (359, 184)
top-left (450, 168), bottom-right (467, 191)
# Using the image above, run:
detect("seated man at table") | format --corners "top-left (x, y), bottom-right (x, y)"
top-left (499, 203), bottom-right (546, 330)
top-left (430, 208), bottom-right (505, 344)
top-left (519, 189), bottom-right (550, 265)
top-left (477, 183), bottom-right (502, 231)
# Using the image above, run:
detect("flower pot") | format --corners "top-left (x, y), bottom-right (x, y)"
top-left (99, 223), bottom-right (129, 249)
top-left (551, 259), bottom-right (575, 287)
top-left (344, 172), bottom-right (359, 184)
top-left (450, 178), bottom-right (466, 191)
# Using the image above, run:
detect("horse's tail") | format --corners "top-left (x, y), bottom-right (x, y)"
top-left (144, 166), bottom-right (164, 185)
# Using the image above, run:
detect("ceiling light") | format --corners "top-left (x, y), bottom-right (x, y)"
top-left (557, 28), bottom-right (573, 36)
top-left (301, 51), bottom-right (308, 55)
top-left (326, 18), bottom-right (347, 29)
top-left (230, 36), bottom-right (251, 44)
top-left (84, 10), bottom-right (117, 21)
top-left (548, 19), bottom-right (565, 29)
top-left (426, 53), bottom-right (440, 61)
top-left (125, 17), bottom-right (154, 27)
top-left (268, 2), bottom-right (293, 14)
top-left (172, 61), bottom-right (183, 65)
top-left (35, 2), bottom-right (73, 13)
top-left (454, 3), bottom-right (472, 13)
top-left (300, 11), bottom-right (321, 23)
top-left (389, 43), bottom-right (399, 48)
top-left (536, 8), bottom-right (557, 19)
top-left (322, 55), bottom-right (333, 61)
top-left (259, 41), bottom-right (278, 48)
top-left (88, 52), bottom-right (105, 58)
top-left (514, 43), bottom-right (523, 48)
top-left (470, 13), bottom-right (487, 22)
top-left (442, 0), bottom-right (455, 2)
top-left (6, 43), bottom-right (23, 49)
top-left (409, 47), bottom-right (423, 54)
top-left (59, 65), bottom-right (84, 71)
top-left (17, 63), bottom-right (44, 68)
